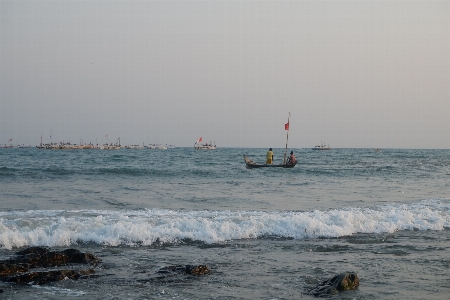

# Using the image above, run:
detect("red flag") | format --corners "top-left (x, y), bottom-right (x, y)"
top-left (198, 137), bottom-right (202, 143)
top-left (285, 122), bottom-right (289, 130)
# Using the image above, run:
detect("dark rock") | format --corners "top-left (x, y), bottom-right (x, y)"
top-left (6, 247), bottom-right (101, 268)
top-left (157, 265), bottom-right (211, 276)
top-left (185, 265), bottom-right (211, 275)
top-left (5, 270), bottom-right (82, 285)
top-left (0, 263), bottom-right (28, 277)
top-left (307, 272), bottom-right (359, 298)
top-left (0, 247), bottom-right (101, 285)
top-left (4, 269), bottom-right (96, 285)
top-left (144, 264), bottom-right (212, 283)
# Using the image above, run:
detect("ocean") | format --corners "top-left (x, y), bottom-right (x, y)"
top-left (0, 147), bottom-right (449, 299)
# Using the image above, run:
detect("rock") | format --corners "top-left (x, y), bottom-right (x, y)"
top-left (7, 247), bottom-right (100, 268)
top-left (0, 264), bottom-right (28, 277)
top-left (307, 272), bottom-right (359, 298)
top-left (157, 265), bottom-right (211, 276)
top-left (4, 269), bottom-right (96, 285)
top-left (185, 265), bottom-right (211, 275)
top-left (144, 264), bottom-right (212, 283)
top-left (0, 247), bottom-right (101, 285)
top-left (5, 270), bottom-right (82, 285)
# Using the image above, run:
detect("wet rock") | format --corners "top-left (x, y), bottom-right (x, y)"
top-left (157, 265), bottom-right (211, 276)
top-left (4, 269), bottom-right (96, 285)
top-left (185, 265), bottom-right (211, 275)
top-left (7, 247), bottom-right (100, 268)
top-left (140, 264), bottom-right (212, 284)
top-left (5, 270), bottom-right (83, 285)
top-left (0, 264), bottom-right (28, 277)
top-left (0, 247), bottom-right (101, 285)
top-left (307, 272), bottom-right (359, 298)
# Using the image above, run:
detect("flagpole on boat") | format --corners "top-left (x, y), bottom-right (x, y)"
top-left (283, 112), bottom-right (290, 164)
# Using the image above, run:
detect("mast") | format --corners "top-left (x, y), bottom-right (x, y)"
top-left (283, 112), bottom-right (290, 164)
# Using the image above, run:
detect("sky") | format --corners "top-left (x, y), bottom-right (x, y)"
top-left (1, 0), bottom-right (449, 148)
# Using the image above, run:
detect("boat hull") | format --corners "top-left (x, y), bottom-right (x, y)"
top-left (194, 145), bottom-right (216, 150)
top-left (244, 155), bottom-right (296, 169)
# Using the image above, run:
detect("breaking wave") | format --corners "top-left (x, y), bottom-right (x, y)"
top-left (1, 199), bottom-right (449, 250)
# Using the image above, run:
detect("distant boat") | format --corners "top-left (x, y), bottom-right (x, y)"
top-left (125, 145), bottom-right (143, 149)
top-left (100, 143), bottom-right (121, 150)
top-left (194, 137), bottom-right (216, 150)
top-left (82, 144), bottom-right (94, 149)
top-left (374, 149), bottom-right (381, 152)
top-left (146, 144), bottom-right (168, 150)
top-left (312, 143), bottom-right (332, 150)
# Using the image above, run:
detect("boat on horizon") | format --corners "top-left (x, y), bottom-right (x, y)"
top-left (146, 143), bottom-right (168, 150)
top-left (194, 137), bottom-right (216, 150)
top-left (312, 143), bottom-right (332, 150)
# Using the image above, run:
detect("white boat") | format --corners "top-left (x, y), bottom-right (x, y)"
top-left (100, 143), bottom-right (121, 150)
top-left (312, 143), bottom-right (332, 150)
top-left (194, 137), bottom-right (216, 150)
top-left (194, 144), bottom-right (216, 150)
top-left (125, 144), bottom-right (145, 149)
top-left (145, 144), bottom-right (167, 150)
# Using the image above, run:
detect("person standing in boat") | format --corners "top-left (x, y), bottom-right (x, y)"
top-left (287, 151), bottom-right (296, 165)
top-left (266, 148), bottom-right (274, 164)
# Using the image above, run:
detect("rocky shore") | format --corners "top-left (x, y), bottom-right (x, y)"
top-left (1, 246), bottom-right (358, 298)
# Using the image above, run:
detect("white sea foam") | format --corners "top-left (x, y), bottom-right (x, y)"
top-left (0, 199), bottom-right (449, 250)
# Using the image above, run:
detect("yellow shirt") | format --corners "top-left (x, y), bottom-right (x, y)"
top-left (266, 151), bottom-right (274, 162)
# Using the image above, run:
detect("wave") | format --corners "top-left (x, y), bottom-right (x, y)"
top-left (5, 166), bottom-right (222, 179)
top-left (0, 166), bottom-right (16, 177)
top-left (0, 199), bottom-right (449, 250)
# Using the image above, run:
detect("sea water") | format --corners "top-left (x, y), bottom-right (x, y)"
top-left (0, 148), bottom-right (449, 299)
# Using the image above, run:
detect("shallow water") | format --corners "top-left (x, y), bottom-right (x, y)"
top-left (0, 148), bottom-right (449, 299)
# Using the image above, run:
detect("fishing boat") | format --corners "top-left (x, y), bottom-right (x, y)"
top-left (194, 143), bottom-right (216, 150)
top-left (244, 113), bottom-right (296, 169)
top-left (194, 137), bottom-right (216, 150)
top-left (244, 154), bottom-right (296, 169)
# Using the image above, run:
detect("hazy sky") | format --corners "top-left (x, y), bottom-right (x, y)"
top-left (1, 0), bottom-right (449, 148)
